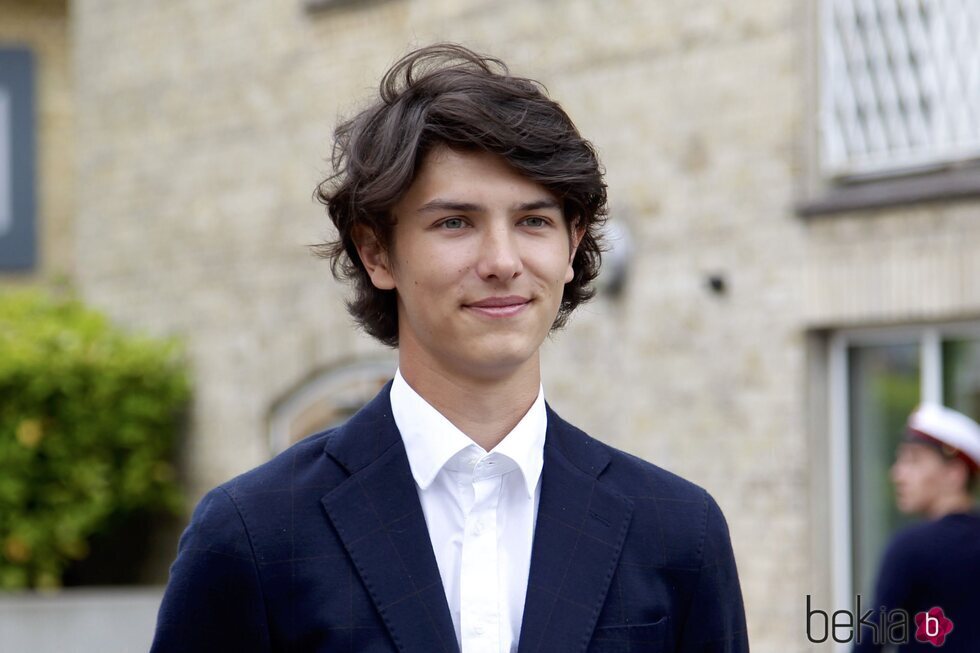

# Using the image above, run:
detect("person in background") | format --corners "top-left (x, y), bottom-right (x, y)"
top-left (854, 403), bottom-right (980, 653)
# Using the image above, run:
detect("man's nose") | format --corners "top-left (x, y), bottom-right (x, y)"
top-left (475, 224), bottom-right (522, 280)
top-left (890, 461), bottom-right (902, 483)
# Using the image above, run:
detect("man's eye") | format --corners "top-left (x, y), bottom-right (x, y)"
top-left (441, 218), bottom-right (465, 229)
top-left (522, 216), bottom-right (547, 227)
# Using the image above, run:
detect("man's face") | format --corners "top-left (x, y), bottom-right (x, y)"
top-left (356, 146), bottom-right (583, 381)
top-left (890, 442), bottom-right (962, 516)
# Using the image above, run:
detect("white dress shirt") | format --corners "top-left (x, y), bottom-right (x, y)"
top-left (390, 369), bottom-right (546, 653)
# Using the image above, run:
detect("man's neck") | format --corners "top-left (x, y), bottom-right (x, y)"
top-left (398, 356), bottom-right (542, 452)
top-left (926, 493), bottom-right (975, 519)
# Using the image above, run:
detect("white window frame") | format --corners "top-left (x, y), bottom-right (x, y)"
top-left (0, 88), bottom-right (12, 238)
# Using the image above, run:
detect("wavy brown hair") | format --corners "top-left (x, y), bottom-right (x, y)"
top-left (313, 43), bottom-right (607, 347)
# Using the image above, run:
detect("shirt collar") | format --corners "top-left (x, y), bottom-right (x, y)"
top-left (390, 368), bottom-right (546, 499)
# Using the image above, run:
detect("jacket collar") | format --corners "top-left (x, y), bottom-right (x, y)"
top-left (321, 381), bottom-right (460, 653)
top-left (516, 408), bottom-right (634, 653)
top-left (321, 380), bottom-right (402, 475)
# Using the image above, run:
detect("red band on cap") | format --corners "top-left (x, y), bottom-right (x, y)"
top-left (906, 427), bottom-right (980, 473)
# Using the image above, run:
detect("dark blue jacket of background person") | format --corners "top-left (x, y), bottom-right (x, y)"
top-left (853, 511), bottom-right (980, 653)
top-left (150, 382), bottom-right (749, 652)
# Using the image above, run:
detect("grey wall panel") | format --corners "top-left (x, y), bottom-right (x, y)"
top-left (0, 48), bottom-right (37, 270)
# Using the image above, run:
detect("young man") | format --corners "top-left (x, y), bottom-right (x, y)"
top-left (854, 403), bottom-right (980, 653)
top-left (151, 43), bottom-right (748, 653)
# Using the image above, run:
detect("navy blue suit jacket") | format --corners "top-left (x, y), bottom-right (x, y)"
top-left (151, 382), bottom-right (748, 652)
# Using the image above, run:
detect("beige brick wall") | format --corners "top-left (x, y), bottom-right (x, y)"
top-left (0, 0), bottom-right (73, 283)
top-left (70, 0), bottom-right (980, 650)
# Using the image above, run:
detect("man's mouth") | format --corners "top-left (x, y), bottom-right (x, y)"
top-left (464, 296), bottom-right (531, 318)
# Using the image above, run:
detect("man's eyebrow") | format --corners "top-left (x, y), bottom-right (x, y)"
top-left (513, 198), bottom-right (561, 212)
top-left (416, 199), bottom-right (484, 214)
top-left (415, 198), bottom-right (561, 213)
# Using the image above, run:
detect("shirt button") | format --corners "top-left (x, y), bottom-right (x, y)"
top-left (473, 520), bottom-right (483, 535)
top-left (473, 625), bottom-right (485, 635)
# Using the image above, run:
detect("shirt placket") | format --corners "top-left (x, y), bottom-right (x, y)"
top-left (460, 460), bottom-right (502, 653)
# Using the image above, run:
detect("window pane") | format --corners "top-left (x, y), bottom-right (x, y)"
top-left (0, 48), bottom-right (36, 269)
top-left (848, 342), bottom-right (920, 597)
top-left (943, 337), bottom-right (980, 421)
top-left (822, 0), bottom-right (980, 178)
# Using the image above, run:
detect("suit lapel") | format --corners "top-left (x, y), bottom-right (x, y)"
top-left (517, 406), bottom-right (635, 653)
top-left (320, 383), bottom-right (459, 653)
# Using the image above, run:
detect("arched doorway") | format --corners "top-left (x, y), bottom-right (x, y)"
top-left (267, 358), bottom-right (396, 454)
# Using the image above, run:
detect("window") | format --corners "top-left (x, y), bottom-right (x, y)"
top-left (800, 1), bottom-right (980, 214)
top-left (0, 48), bottom-right (36, 270)
top-left (828, 323), bottom-right (980, 612)
top-left (821, 0), bottom-right (980, 179)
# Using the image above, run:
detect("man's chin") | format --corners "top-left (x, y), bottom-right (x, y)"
top-left (455, 343), bottom-right (538, 378)
top-left (895, 497), bottom-right (919, 515)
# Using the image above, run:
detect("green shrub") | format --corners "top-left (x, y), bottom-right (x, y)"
top-left (0, 291), bottom-right (190, 589)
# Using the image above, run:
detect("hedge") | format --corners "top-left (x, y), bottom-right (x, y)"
top-left (0, 291), bottom-right (190, 589)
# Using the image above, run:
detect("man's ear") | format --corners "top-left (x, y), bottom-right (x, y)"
top-left (564, 219), bottom-right (586, 284)
top-left (949, 458), bottom-right (972, 495)
top-left (352, 225), bottom-right (396, 290)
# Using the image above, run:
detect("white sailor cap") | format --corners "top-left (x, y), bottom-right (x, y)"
top-left (906, 403), bottom-right (980, 473)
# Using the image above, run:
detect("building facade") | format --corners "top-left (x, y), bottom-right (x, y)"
top-left (4, 1), bottom-right (980, 651)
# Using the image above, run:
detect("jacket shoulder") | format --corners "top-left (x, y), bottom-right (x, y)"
top-left (602, 441), bottom-right (708, 504)
top-left (556, 419), bottom-right (729, 568)
top-left (217, 427), bottom-right (345, 500)
top-left (554, 414), bottom-right (709, 506)
top-left (878, 516), bottom-right (961, 572)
